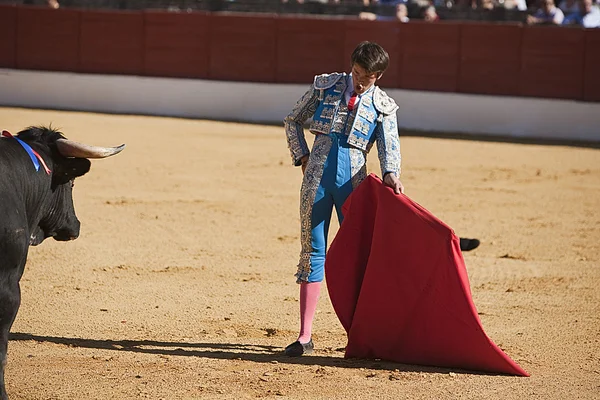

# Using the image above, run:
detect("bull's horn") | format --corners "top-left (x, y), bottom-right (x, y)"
top-left (56, 139), bottom-right (126, 159)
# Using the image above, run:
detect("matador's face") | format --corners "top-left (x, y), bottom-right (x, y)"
top-left (351, 63), bottom-right (380, 95)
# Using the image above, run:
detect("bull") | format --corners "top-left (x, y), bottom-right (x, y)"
top-left (0, 126), bottom-right (125, 400)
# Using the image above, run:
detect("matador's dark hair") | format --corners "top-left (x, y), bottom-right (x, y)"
top-left (350, 41), bottom-right (389, 77)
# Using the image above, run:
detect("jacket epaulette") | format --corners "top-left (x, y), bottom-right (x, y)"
top-left (373, 87), bottom-right (399, 115)
top-left (313, 73), bottom-right (345, 90)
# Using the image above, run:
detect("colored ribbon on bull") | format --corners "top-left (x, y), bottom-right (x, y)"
top-left (2, 130), bottom-right (51, 175)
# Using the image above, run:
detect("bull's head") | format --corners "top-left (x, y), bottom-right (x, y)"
top-left (20, 126), bottom-right (125, 246)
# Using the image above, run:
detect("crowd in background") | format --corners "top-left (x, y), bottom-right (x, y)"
top-left (526, 0), bottom-right (599, 26)
top-left (355, 0), bottom-right (599, 26)
top-left (8, 0), bottom-right (600, 26)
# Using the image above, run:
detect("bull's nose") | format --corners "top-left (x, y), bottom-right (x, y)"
top-left (53, 230), bottom-right (79, 241)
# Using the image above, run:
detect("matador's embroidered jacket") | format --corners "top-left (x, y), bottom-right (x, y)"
top-left (283, 72), bottom-right (401, 179)
top-left (284, 72), bottom-right (402, 283)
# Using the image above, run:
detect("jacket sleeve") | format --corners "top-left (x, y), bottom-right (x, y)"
top-left (283, 85), bottom-right (320, 166)
top-left (374, 112), bottom-right (401, 177)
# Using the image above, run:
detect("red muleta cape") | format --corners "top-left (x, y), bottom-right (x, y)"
top-left (325, 174), bottom-right (528, 376)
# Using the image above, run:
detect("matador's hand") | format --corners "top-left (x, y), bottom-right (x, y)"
top-left (300, 155), bottom-right (309, 175)
top-left (383, 172), bottom-right (404, 195)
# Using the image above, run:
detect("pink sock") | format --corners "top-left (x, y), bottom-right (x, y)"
top-left (298, 281), bottom-right (321, 344)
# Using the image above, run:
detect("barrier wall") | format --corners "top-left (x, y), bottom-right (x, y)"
top-left (0, 4), bottom-right (599, 103)
top-left (144, 11), bottom-right (210, 79)
top-left (17, 6), bottom-right (80, 72)
top-left (2, 68), bottom-right (599, 143)
top-left (0, 6), bottom-right (16, 69)
top-left (400, 22), bottom-right (461, 93)
top-left (80, 10), bottom-right (145, 75)
top-left (276, 17), bottom-right (346, 83)
top-left (520, 26), bottom-right (585, 100)
top-left (210, 14), bottom-right (278, 82)
top-left (459, 23), bottom-right (521, 96)
top-left (584, 29), bottom-right (600, 102)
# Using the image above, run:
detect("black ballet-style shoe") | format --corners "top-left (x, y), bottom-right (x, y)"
top-left (460, 238), bottom-right (480, 252)
top-left (284, 339), bottom-right (314, 357)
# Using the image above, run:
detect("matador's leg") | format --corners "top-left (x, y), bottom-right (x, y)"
top-left (295, 135), bottom-right (334, 283)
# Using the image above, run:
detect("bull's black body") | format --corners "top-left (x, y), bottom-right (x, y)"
top-left (0, 126), bottom-right (110, 400)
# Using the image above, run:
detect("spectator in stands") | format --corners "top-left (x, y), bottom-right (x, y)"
top-left (455, 0), bottom-right (477, 8)
top-left (526, 0), bottom-right (565, 24)
top-left (562, 0), bottom-right (600, 26)
top-left (22, 0), bottom-right (59, 7)
top-left (479, 0), bottom-right (496, 9)
top-left (395, 3), bottom-right (410, 20)
top-left (432, 0), bottom-right (453, 8)
top-left (358, 2), bottom-right (410, 21)
top-left (423, 4), bottom-right (440, 20)
top-left (504, 0), bottom-right (529, 11)
top-left (455, 0), bottom-right (508, 9)
top-left (362, 0), bottom-right (408, 5)
top-left (558, 0), bottom-right (580, 13)
top-left (454, 0), bottom-right (496, 9)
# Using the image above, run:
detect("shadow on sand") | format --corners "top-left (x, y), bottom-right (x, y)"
top-left (9, 332), bottom-right (501, 376)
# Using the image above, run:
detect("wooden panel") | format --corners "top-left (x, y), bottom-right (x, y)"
top-left (144, 11), bottom-right (210, 79)
top-left (459, 23), bottom-right (522, 96)
top-left (208, 14), bottom-right (276, 82)
top-left (16, 7), bottom-right (80, 71)
top-left (344, 20), bottom-right (402, 89)
top-left (276, 17), bottom-right (346, 84)
top-left (583, 29), bottom-right (600, 102)
top-left (80, 10), bottom-right (144, 75)
top-left (0, 5), bottom-right (17, 68)
top-left (400, 21), bottom-right (461, 92)
top-left (520, 26), bottom-right (585, 100)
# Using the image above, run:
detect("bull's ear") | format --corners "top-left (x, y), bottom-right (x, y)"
top-left (53, 158), bottom-right (91, 185)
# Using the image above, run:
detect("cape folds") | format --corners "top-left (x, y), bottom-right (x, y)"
top-left (325, 174), bottom-right (528, 376)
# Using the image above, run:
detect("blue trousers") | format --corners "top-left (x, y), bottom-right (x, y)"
top-left (305, 133), bottom-right (354, 283)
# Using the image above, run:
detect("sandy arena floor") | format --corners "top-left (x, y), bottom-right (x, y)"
top-left (1, 107), bottom-right (599, 399)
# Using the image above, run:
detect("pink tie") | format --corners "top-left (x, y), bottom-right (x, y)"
top-left (348, 91), bottom-right (358, 111)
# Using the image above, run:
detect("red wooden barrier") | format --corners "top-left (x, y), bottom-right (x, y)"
top-left (80, 10), bottom-right (144, 75)
top-left (0, 5), bottom-right (17, 68)
top-left (276, 17), bottom-right (346, 84)
top-left (208, 14), bottom-right (277, 82)
top-left (583, 29), bottom-right (600, 102)
top-left (144, 11), bottom-right (210, 79)
top-left (2, 6), bottom-right (598, 103)
top-left (400, 21), bottom-right (461, 92)
top-left (16, 7), bottom-right (80, 72)
top-left (520, 26), bottom-right (585, 100)
top-left (343, 20), bottom-right (402, 89)
top-left (459, 22), bottom-right (521, 96)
